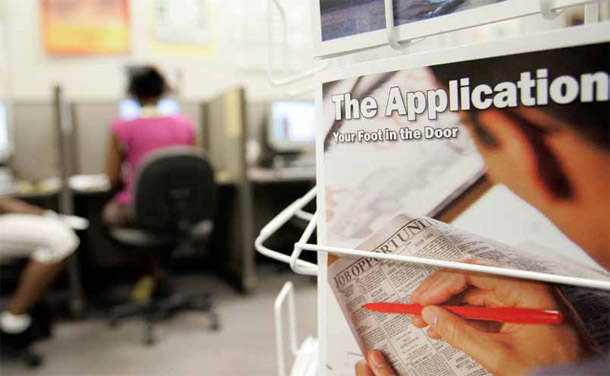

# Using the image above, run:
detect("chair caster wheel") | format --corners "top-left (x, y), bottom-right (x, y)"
top-left (145, 326), bottom-right (155, 345)
top-left (24, 352), bottom-right (43, 368)
top-left (210, 315), bottom-right (220, 331)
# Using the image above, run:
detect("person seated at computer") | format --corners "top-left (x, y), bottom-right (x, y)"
top-left (0, 198), bottom-right (79, 349)
top-left (102, 66), bottom-right (197, 227)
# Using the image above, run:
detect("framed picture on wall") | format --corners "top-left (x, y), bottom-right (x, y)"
top-left (311, 0), bottom-right (597, 58)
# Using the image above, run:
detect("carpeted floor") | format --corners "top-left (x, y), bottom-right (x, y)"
top-left (1, 268), bottom-right (318, 376)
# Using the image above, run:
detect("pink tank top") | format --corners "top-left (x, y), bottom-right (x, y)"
top-left (111, 115), bottom-right (195, 205)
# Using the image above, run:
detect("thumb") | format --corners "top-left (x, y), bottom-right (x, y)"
top-left (355, 360), bottom-right (374, 376)
top-left (422, 306), bottom-right (501, 364)
top-left (366, 350), bottom-right (396, 376)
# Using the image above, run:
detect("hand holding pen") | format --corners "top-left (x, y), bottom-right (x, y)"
top-left (364, 263), bottom-right (585, 376)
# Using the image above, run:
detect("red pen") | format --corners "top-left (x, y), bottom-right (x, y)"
top-left (363, 303), bottom-right (563, 324)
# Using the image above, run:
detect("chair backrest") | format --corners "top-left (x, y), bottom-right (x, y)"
top-left (132, 147), bottom-right (217, 232)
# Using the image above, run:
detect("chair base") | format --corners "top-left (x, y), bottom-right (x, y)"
top-left (0, 347), bottom-right (44, 368)
top-left (107, 292), bottom-right (220, 345)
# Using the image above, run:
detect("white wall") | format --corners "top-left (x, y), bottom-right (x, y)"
top-left (0, 1), bottom-right (9, 99)
top-left (2, 0), bottom-right (599, 103)
top-left (1, 0), bottom-right (315, 102)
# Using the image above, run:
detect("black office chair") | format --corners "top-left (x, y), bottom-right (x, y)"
top-left (107, 147), bottom-right (220, 345)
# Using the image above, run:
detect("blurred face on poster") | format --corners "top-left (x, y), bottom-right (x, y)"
top-left (428, 45), bottom-right (610, 268)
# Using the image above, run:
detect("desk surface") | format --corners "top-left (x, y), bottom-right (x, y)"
top-left (2, 166), bottom-right (313, 197)
top-left (1, 170), bottom-right (237, 199)
top-left (0, 177), bottom-right (62, 199)
top-left (247, 166), bottom-right (316, 183)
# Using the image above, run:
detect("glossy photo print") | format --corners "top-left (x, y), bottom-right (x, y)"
top-left (319, 0), bottom-right (506, 42)
top-left (315, 24), bottom-right (610, 375)
top-left (312, 0), bottom-right (593, 57)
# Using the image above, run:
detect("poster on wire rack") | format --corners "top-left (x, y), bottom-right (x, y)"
top-left (311, 0), bottom-right (596, 57)
top-left (314, 24), bottom-right (610, 375)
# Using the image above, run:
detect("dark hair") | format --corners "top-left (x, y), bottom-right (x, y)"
top-left (128, 67), bottom-right (167, 102)
top-left (429, 43), bottom-right (609, 199)
top-left (429, 43), bottom-right (609, 151)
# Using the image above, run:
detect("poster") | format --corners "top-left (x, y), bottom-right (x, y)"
top-left (149, 0), bottom-right (215, 55)
top-left (42, 0), bottom-right (130, 55)
top-left (311, 0), bottom-right (596, 57)
top-left (228, 0), bottom-right (311, 71)
top-left (315, 23), bottom-right (610, 374)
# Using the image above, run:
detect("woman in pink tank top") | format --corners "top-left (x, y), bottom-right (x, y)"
top-left (102, 67), bottom-right (196, 227)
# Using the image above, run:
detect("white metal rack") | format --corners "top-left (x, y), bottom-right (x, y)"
top-left (266, 0), bottom-right (603, 90)
top-left (313, 0), bottom-right (603, 57)
top-left (274, 282), bottom-right (318, 376)
top-left (255, 187), bottom-right (610, 290)
top-left (256, 0), bottom-right (610, 284)
top-left (260, 2), bottom-right (609, 375)
top-left (266, 0), bottom-right (329, 92)
top-left (384, 0), bottom-right (423, 51)
top-left (255, 187), bottom-right (319, 276)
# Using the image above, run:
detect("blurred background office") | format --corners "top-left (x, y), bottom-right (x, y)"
top-left (0, 0), bottom-right (596, 375)
top-left (0, 1), bottom-right (319, 374)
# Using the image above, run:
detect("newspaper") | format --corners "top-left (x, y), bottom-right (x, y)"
top-left (561, 286), bottom-right (610, 351)
top-left (328, 214), bottom-right (610, 376)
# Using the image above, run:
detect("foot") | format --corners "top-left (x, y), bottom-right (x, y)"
top-left (132, 275), bottom-right (157, 302)
top-left (0, 324), bottom-right (35, 351)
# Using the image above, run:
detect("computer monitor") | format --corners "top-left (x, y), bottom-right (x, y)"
top-left (0, 101), bottom-right (11, 163)
top-left (118, 98), bottom-right (181, 120)
top-left (268, 100), bottom-right (316, 152)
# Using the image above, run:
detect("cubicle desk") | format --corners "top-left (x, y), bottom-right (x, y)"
top-left (72, 190), bottom-right (123, 272)
top-left (246, 166), bottom-right (317, 266)
top-left (247, 166), bottom-right (316, 183)
top-left (68, 96), bottom-right (251, 294)
top-left (9, 93), bottom-right (273, 296)
top-left (1, 187), bottom-right (61, 211)
top-left (2, 172), bottom-right (246, 308)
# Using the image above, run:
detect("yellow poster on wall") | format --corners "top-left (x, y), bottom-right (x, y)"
top-left (42, 0), bottom-right (131, 55)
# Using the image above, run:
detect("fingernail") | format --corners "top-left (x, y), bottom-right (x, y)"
top-left (422, 306), bottom-right (439, 328)
top-left (370, 351), bottom-right (386, 368)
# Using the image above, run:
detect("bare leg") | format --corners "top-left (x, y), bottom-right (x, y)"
top-left (6, 260), bottom-right (64, 315)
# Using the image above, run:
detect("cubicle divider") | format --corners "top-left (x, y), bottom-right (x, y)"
top-left (204, 87), bottom-right (256, 293)
top-left (54, 86), bottom-right (86, 316)
top-left (10, 101), bottom-right (59, 182)
top-left (11, 99), bottom-right (205, 178)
